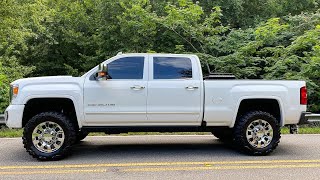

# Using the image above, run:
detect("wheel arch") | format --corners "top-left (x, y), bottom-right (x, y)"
top-left (22, 97), bottom-right (82, 129)
top-left (231, 97), bottom-right (284, 127)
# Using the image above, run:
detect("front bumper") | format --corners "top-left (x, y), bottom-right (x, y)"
top-left (297, 112), bottom-right (311, 125)
top-left (4, 104), bottom-right (25, 128)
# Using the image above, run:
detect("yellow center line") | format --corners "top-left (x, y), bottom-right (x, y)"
top-left (0, 169), bottom-right (107, 175)
top-left (1, 159), bottom-right (320, 170)
top-left (1, 163), bottom-right (320, 175)
top-left (123, 163), bottom-right (320, 172)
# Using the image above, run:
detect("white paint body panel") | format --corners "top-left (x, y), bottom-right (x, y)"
top-left (83, 54), bottom-right (149, 126)
top-left (4, 105), bottom-right (25, 128)
top-left (5, 53), bottom-right (306, 129)
top-left (203, 80), bottom-right (306, 127)
top-left (146, 54), bottom-right (203, 126)
top-left (6, 76), bottom-right (84, 127)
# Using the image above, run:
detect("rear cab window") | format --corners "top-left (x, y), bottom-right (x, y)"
top-left (153, 57), bottom-right (193, 79)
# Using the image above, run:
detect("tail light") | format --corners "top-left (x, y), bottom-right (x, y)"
top-left (300, 86), bottom-right (307, 105)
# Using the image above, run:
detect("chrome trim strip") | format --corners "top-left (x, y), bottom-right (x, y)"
top-left (147, 112), bottom-right (199, 114)
top-left (86, 112), bottom-right (200, 115)
top-left (86, 112), bottom-right (145, 115)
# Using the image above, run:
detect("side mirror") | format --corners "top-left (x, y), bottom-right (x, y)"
top-left (95, 64), bottom-right (109, 80)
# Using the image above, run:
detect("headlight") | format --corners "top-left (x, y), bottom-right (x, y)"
top-left (12, 85), bottom-right (19, 96)
top-left (10, 84), bottom-right (19, 102)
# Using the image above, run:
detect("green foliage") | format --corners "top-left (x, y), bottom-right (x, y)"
top-left (210, 12), bottom-right (320, 112)
top-left (0, 0), bottom-right (320, 113)
top-left (198, 0), bottom-right (319, 27)
top-left (155, 2), bottom-right (227, 54)
top-left (0, 0), bottom-right (34, 112)
top-left (117, 0), bottom-right (157, 52)
top-left (0, 63), bottom-right (6, 86)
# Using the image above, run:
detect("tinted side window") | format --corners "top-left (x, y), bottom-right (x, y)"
top-left (108, 57), bottom-right (144, 79)
top-left (153, 57), bottom-right (192, 79)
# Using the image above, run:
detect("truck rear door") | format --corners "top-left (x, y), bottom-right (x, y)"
top-left (146, 55), bottom-right (203, 125)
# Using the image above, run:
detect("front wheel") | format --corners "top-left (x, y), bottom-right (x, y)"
top-left (23, 112), bottom-right (76, 160)
top-left (233, 111), bottom-right (281, 155)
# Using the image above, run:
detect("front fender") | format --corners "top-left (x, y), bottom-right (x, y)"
top-left (17, 83), bottom-right (84, 128)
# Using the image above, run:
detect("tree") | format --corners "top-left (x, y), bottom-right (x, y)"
top-left (0, 0), bottom-right (34, 112)
top-left (0, 0), bottom-right (319, 113)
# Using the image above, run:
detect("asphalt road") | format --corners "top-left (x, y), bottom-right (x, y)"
top-left (1, 135), bottom-right (320, 180)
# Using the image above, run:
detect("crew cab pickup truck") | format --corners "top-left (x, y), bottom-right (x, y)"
top-left (4, 53), bottom-right (309, 160)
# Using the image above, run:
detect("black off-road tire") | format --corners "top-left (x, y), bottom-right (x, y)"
top-left (75, 131), bottom-right (89, 143)
top-left (212, 128), bottom-right (233, 142)
top-left (233, 111), bottom-right (281, 155)
top-left (22, 112), bottom-right (76, 161)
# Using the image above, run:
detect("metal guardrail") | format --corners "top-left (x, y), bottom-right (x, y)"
top-left (0, 114), bottom-right (5, 125)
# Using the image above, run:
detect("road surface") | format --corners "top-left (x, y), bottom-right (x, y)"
top-left (0, 135), bottom-right (320, 179)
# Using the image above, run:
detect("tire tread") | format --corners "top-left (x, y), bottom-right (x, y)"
top-left (22, 112), bottom-right (76, 161)
top-left (233, 110), bottom-right (281, 155)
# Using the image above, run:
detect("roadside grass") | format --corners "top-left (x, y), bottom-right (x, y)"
top-left (1, 125), bottom-right (320, 138)
top-left (0, 127), bottom-right (23, 138)
top-left (281, 126), bottom-right (320, 134)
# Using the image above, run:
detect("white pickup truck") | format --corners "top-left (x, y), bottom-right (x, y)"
top-left (4, 53), bottom-right (309, 160)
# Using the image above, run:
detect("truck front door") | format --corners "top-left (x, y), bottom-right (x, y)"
top-left (83, 55), bottom-right (148, 126)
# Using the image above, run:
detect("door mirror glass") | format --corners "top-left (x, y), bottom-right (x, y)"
top-left (95, 63), bottom-right (109, 80)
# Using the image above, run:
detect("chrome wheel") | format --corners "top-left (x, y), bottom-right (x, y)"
top-left (246, 119), bottom-right (273, 148)
top-left (32, 121), bottom-right (65, 153)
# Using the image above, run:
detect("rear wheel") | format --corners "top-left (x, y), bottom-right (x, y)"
top-left (23, 112), bottom-right (76, 160)
top-left (233, 111), bottom-right (280, 155)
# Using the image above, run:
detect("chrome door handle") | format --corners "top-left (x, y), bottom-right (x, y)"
top-left (185, 86), bottom-right (199, 90)
top-left (130, 85), bottom-right (145, 90)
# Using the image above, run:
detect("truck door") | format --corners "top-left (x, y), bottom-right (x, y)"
top-left (83, 55), bottom-right (148, 126)
top-left (147, 55), bottom-right (202, 125)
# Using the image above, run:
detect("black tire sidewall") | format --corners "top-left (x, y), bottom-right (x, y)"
top-left (24, 112), bottom-right (74, 160)
top-left (236, 111), bottom-right (280, 154)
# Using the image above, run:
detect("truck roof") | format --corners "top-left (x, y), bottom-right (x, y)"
top-left (116, 52), bottom-right (197, 57)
